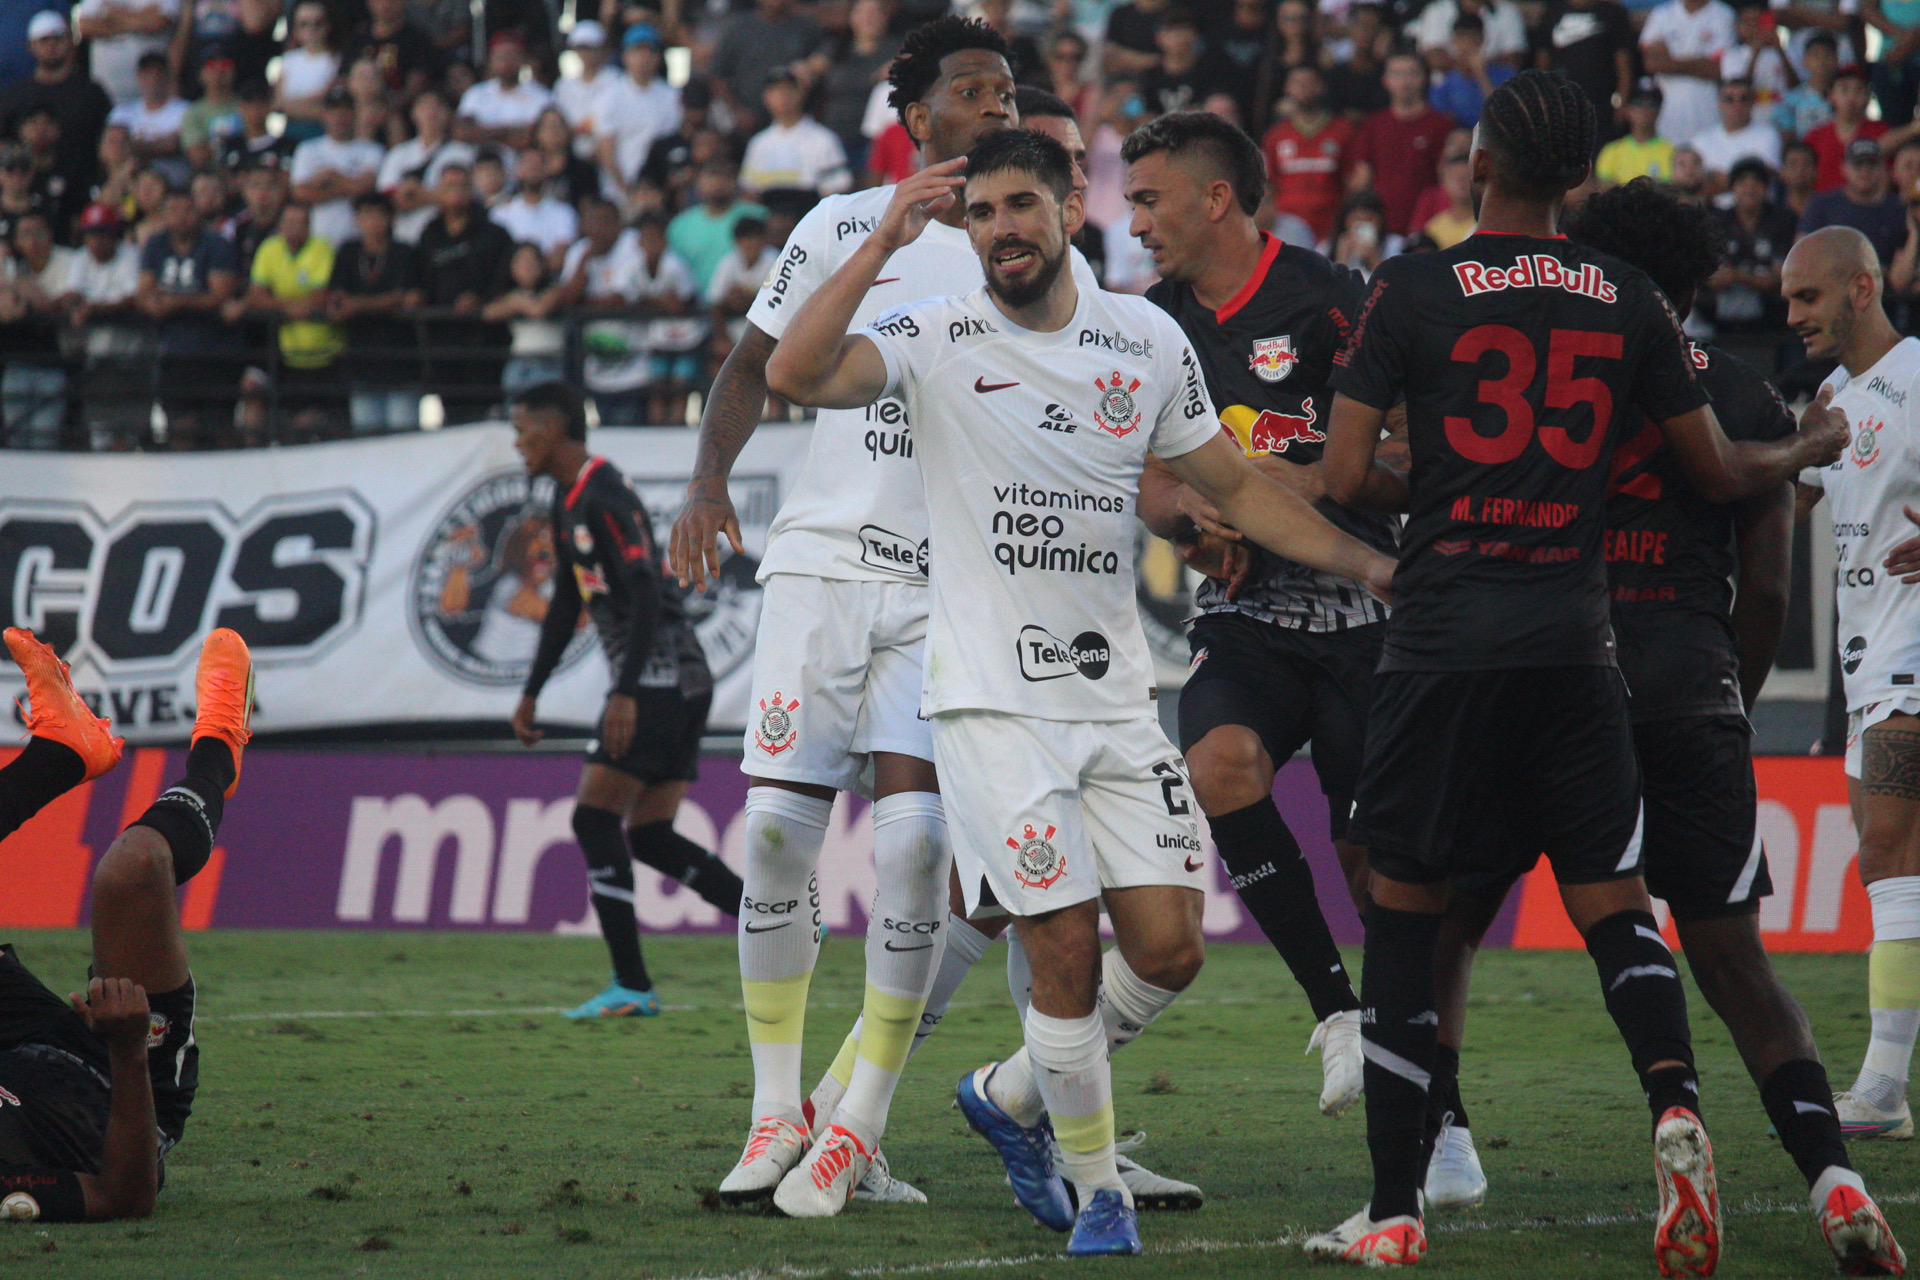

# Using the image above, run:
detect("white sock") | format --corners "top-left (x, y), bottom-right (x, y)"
top-left (905, 914), bottom-right (994, 1061)
top-left (739, 787), bottom-right (832, 1124)
top-left (987, 950), bottom-right (1180, 1123)
top-left (1854, 877), bottom-right (1920, 1110)
top-left (834, 793), bottom-right (950, 1147)
top-left (1026, 1008), bottom-right (1125, 1204)
top-left (1809, 1163), bottom-right (1868, 1213)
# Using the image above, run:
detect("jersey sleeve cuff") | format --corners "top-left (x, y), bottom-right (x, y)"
top-left (867, 332), bottom-right (905, 400)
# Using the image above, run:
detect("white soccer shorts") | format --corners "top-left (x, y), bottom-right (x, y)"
top-left (1846, 693), bottom-right (1920, 779)
top-left (932, 710), bottom-right (1207, 918)
top-left (740, 573), bottom-right (934, 791)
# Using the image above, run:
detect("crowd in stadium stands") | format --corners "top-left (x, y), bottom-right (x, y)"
top-left (1, 0), bottom-right (1919, 446)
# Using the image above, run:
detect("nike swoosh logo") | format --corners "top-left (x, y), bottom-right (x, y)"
top-left (873, 277), bottom-right (900, 285)
top-left (1184, 856), bottom-right (1203, 873)
top-left (743, 920), bottom-right (792, 933)
top-left (883, 941), bottom-right (933, 952)
top-left (975, 377), bottom-right (1018, 392)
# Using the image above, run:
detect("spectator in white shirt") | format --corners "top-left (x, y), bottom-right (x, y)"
top-left (705, 212), bottom-right (773, 351)
top-left (378, 86), bottom-right (475, 242)
top-left (490, 148), bottom-right (579, 273)
top-left (1641, 0), bottom-right (1738, 146)
top-left (290, 86), bottom-right (385, 246)
top-left (738, 68), bottom-right (850, 201)
top-left (595, 23), bottom-right (682, 194)
top-left (554, 20), bottom-right (622, 158)
top-left (1690, 77), bottom-right (1783, 194)
top-left (624, 210), bottom-right (705, 425)
top-left (276, 0), bottom-right (342, 145)
top-left (72, 0), bottom-right (179, 106)
top-left (52, 202), bottom-right (147, 447)
top-left (457, 30), bottom-right (553, 150)
top-left (107, 51), bottom-right (189, 166)
top-left (1410, 0), bottom-right (1528, 68)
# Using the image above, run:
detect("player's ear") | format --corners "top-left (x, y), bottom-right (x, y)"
top-left (904, 100), bottom-right (931, 147)
top-left (1062, 187), bottom-right (1085, 238)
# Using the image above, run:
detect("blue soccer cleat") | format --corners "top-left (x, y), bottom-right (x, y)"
top-left (1068, 1189), bottom-right (1142, 1256)
top-left (564, 980), bottom-right (660, 1019)
top-left (956, 1064), bottom-right (1074, 1232)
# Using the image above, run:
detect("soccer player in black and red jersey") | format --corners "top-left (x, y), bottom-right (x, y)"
top-left (1307, 71), bottom-right (1849, 1271)
top-left (1125, 110), bottom-right (1395, 1118)
top-left (1420, 178), bottom-right (1907, 1274)
top-left (510, 382), bottom-right (743, 1018)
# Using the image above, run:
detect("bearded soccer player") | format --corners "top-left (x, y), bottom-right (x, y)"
top-left (1786, 226), bottom-right (1920, 1150)
top-left (1127, 110), bottom-right (1393, 1118)
top-left (1415, 182), bottom-right (1906, 1275)
top-left (509, 382), bottom-right (742, 1019)
top-left (764, 128), bottom-right (1395, 1253)
top-left (0, 627), bottom-right (250, 1223)
top-left (1309, 71), bottom-right (1847, 1270)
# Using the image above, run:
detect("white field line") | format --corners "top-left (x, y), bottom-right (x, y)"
top-left (649, 1190), bottom-right (1920, 1280)
top-left (194, 994), bottom-right (1284, 1024)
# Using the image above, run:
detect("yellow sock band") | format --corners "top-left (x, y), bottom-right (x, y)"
top-left (1049, 1102), bottom-right (1115, 1157)
top-left (827, 1026), bottom-right (861, 1088)
top-left (742, 972), bottom-right (813, 1045)
top-left (1870, 937), bottom-right (1920, 1010)
top-left (853, 985), bottom-right (924, 1076)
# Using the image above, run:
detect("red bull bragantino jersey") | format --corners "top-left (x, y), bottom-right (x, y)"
top-left (1331, 232), bottom-right (1708, 671)
top-left (1146, 235), bottom-right (1396, 632)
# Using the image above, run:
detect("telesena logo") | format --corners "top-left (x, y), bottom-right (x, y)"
top-left (1017, 624), bottom-right (1111, 681)
top-left (1453, 254), bottom-right (1616, 303)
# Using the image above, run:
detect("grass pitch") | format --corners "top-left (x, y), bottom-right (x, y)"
top-left (0, 929), bottom-right (1910, 1279)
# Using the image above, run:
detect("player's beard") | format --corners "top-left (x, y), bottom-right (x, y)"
top-left (985, 236), bottom-right (1067, 310)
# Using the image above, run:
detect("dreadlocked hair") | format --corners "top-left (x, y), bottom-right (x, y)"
top-left (1479, 70), bottom-right (1596, 199)
top-left (1564, 177), bottom-right (1721, 310)
top-left (887, 16), bottom-right (1010, 127)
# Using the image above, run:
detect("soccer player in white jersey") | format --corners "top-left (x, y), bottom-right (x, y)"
top-left (1785, 226), bottom-right (1920, 1144)
top-left (763, 128), bottom-right (1397, 1254)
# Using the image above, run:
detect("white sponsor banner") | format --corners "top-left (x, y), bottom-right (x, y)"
top-left (0, 425), bottom-right (813, 742)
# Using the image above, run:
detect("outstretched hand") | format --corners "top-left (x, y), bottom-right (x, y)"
top-left (670, 478), bottom-right (744, 592)
top-left (1798, 385), bottom-right (1849, 469)
top-left (69, 977), bottom-right (150, 1053)
top-left (874, 156), bottom-right (967, 254)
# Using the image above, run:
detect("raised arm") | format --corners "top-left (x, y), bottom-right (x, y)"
top-left (1162, 432), bottom-right (1397, 602)
top-left (1656, 386), bottom-right (1848, 503)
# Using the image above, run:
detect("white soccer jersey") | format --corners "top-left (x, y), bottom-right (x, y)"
top-left (1805, 337), bottom-right (1920, 709)
top-left (863, 284), bottom-right (1218, 722)
top-left (745, 184), bottom-right (1097, 586)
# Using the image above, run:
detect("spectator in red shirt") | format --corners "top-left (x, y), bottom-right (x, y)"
top-left (1804, 65), bottom-right (1894, 192)
top-left (1347, 49), bottom-right (1457, 234)
top-left (1262, 64), bottom-right (1356, 244)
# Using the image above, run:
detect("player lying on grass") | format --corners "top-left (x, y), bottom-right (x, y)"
top-left (510, 381), bottom-right (744, 1020)
top-left (1309, 71), bottom-right (1849, 1272)
top-left (1417, 184), bottom-right (1905, 1277)
top-left (765, 127), bottom-right (1395, 1253)
top-left (0, 627), bottom-right (251, 1223)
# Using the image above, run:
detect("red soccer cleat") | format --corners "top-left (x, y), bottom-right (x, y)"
top-left (191, 629), bottom-right (253, 798)
top-left (4, 628), bottom-right (122, 780)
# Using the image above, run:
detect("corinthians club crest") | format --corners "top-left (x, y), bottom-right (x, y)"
top-left (755, 691), bottom-right (799, 755)
top-left (1093, 371), bottom-right (1143, 438)
top-left (1008, 822), bottom-right (1065, 889)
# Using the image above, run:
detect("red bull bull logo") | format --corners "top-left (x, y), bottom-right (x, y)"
top-left (1221, 399), bottom-right (1324, 455)
top-left (1249, 335), bottom-right (1299, 383)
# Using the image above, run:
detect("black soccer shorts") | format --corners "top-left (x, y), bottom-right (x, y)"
top-left (1351, 665), bottom-right (1643, 888)
top-left (1178, 613), bottom-right (1383, 840)
top-left (1633, 714), bottom-right (1770, 922)
top-left (587, 688), bottom-right (712, 784)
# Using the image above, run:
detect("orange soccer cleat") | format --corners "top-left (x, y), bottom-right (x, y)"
top-left (4, 628), bottom-right (122, 780)
top-left (1304, 1207), bottom-right (1428, 1266)
top-left (1820, 1180), bottom-right (1908, 1276)
top-left (190, 629), bottom-right (253, 798)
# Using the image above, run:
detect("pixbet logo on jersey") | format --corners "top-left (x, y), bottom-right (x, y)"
top-left (1249, 335), bottom-right (1299, 383)
top-left (1009, 822), bottom-right (1066, 889)
top-left (755, 691), bottom-right (800, 755)
top-left (1017, 625), bottom-right (1111, 682)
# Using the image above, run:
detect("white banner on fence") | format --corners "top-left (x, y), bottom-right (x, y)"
top-left (0, 423), bottom-right (1198, 742)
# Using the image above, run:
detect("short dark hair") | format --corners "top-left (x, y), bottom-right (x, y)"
top-left (1727, 156), bottom-right (1772, 187)
top-left (352, 190), bottom-right (393, 214)
top-left (137, 50), bottom-right (169, 71)
top-left (965, 127), bottom-right (1075, 202)
top-left (634, 209), bottom-right (668, 233)
top-left (1478, 69), bottom-right (1596, 200)
top-left (1119, 110), bottom-right (1266, 215)
top-left (513, 381), bottom-right (587, 441)
top-left (888, 16), bottom-right (1011, 128)
top-left (1014, 85), bottom-right (1075, 122)
top-left (1806, 31), bottom-right (1838, 54)
top-left (733, 215), bottom-right (767, 240)
top-left (1564, 177), bottom-right (1720, 312)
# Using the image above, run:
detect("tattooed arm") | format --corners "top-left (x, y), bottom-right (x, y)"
top-left (669, 324), bottom-right (777, 592)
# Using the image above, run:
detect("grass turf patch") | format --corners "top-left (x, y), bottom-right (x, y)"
top-left (0, 929), bottom-right (1908, 1277)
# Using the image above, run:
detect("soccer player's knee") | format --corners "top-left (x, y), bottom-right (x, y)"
top-left (1185, 730), bottom-right (1266, 810)
top-left (1135, 936), bottom-right (1205, 993)
top-left (92, 830), bottom-right (175, 904)
top-left (1858, 827), bottom-right (1920, 881)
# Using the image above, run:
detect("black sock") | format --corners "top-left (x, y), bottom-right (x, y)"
top-left (1585, 909), bottom-right (1699, 1129)
top-left (0, 737), bottom-right (86, 841)
top-left (1209, 797), bottom-right (1358, 1020)
top-left (131, 773), bottom-right (226, 885)
top-left (626, 821), bottom-right (744, 915)
top-left (574, 805), bottom-right (650, 991)
top-left (1422, 1043), bottom-right (1469, 1169)
top-left (186, 736), bottom-right (236, 797)
top-left (1362, 903), bottom-right (1443, 1221)
top-left (1761, 1059), bottom-right (1851, 1187)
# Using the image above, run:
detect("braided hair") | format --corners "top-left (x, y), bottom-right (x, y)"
top-left (1478, 70), bottom-right (1596, 200)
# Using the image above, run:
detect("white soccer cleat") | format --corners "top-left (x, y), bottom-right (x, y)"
top-left (1423, 1119), bottom-right (1486, 1212)
top-left (1113, 1131), bottom-right (1203, 1210)
top-left (1307, 1009), bottom-right (1364, 1116)
top-left (1835, 1091), bottom-right (1915, 1141)
top-left (1303, 1204), bottom-right (1426, 1266)
top-left (1653, 1107), bottom-right (1720, 1278)
top-left (852, 1145), bottom-right (927, 1204)
top-left (773, 1123), bottom-right (870, 1218)
top-left (717, 1115), bottom-right (810, 1205)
